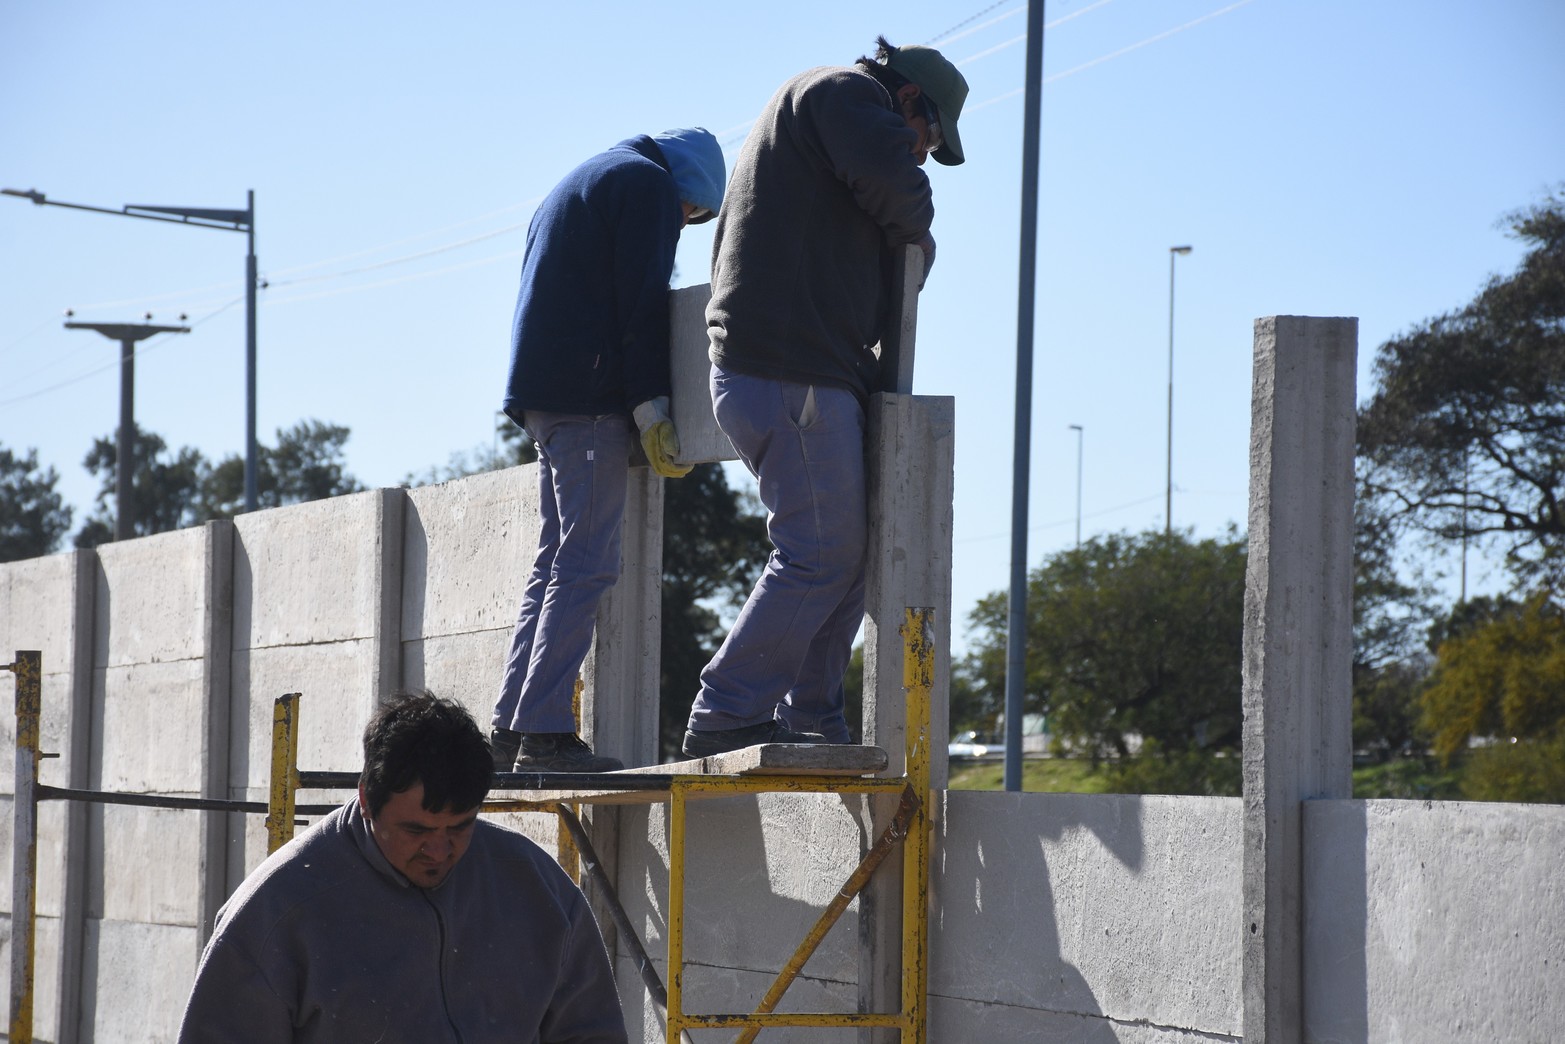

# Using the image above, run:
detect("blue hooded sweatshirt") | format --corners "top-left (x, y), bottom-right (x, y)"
top-left (502, 129), bottom-right (725, 419)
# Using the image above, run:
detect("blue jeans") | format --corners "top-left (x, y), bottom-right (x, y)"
top-left (493, 411), bottom-right (631, 734)
top-left (688, 366), bottom-right (865, 743)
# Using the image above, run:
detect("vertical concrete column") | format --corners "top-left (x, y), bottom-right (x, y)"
top-left (584, 469), bottom-right (665, 769)
top-left (372, 487), bottom-right (406, 706)
top-left (1241, 315), bottom-right (1357, 1043)
top-left (862, 393), bottom-right (955, 781)
top-left (859, 392), bottom-right (954, 1040)
top-left (197, 521), bottom-right (235, 946)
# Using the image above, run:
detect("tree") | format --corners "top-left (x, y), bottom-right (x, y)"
top-left (0, 443), bottom-right (73, 562)
top-left (1351, 494), bottom-right (1436, 759)
top-left (960, 528), bottom-right (1248, 794)
top-left (75, 426), bottom-right (207, 548)
top-left (657, 463), bottom-right (770, 757)
top-left (1358, 188), bottom-right (1565, 585)
top-left (76, 420), bottom-right (366, 547)
top-left (403, 415), bottom-right (537, 487)
top-left (1421, 593), bottom-right (1565, 802)
top-left (199, 420), bottom-right (364, 517)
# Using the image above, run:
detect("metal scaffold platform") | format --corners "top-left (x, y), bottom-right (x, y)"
top-left (4, 607), bottom-right (937, 1043)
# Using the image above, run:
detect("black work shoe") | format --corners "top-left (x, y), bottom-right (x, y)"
top-left (489, 728), bottom-right (522, 771)
top-left (681, 720), bottom-right (826, 758)
top-left (513, 733), bottom-right (624, 773)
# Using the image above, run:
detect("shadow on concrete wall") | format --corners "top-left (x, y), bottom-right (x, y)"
top-left (617, 794), bottom-right (870, 1042)
top-left (931, 791), bottom-right (1143, 1037)
top-left (1304, 800), bottom-right (1368, 1042)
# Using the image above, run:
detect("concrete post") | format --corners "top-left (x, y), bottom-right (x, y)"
top-left (197, 521), bottom-right (235, 946)
top-left (1241, 316), bottom-right (1357, 1043)
top-left (371, 487), bottom-right (406, 705)
top-left (584, 468), bottom-right (665, 769)
top-left (859, 392), bottom-right (954, 1041)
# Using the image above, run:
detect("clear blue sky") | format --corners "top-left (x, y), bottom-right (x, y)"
top-left (3, 0), bottom-right (1561, 653)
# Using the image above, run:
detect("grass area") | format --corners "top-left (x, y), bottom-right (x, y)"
top-left (948, 754), bottom-right (1466, 799)
top-left (947, 756), bottom-right (1114, 793)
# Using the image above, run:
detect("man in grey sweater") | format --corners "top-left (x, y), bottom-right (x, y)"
top-left (684, 36), bottom-right (968, 758)
top-left (178, 691), bottom-right (627, 1043)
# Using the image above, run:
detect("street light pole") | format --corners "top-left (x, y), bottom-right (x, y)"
top-left (1069, 424), bottom-right (1083, 548)
top-left (63, 319), bottom-right (191, 540)
top-left (1166, 245), bottom-right (1192, 534)
top-left (3, 186), bottom-right (260, 512)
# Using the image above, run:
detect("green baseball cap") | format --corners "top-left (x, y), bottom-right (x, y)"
top-left (884, 42), bottom-right (969, 166)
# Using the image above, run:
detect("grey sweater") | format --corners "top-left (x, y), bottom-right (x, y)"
top-left (707, 64), bottom-right (935, 398)
top-left (177, 800), bottom-right (627, 1043)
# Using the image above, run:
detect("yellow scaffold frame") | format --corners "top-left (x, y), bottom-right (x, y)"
top-left (5, 606), bottom-right (935, 1042)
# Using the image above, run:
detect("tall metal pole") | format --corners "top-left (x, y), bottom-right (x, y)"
top-left (245, 189), bottom-right (259, 513)
top-left (3, 188), bottom-right (259, 513)
top-left (1070, 424), bottom-right (1083, 548)
top-left (1003, 0), bottom-right (1047, 793)
top-left (1165, 245), bottom-right (1192, 534)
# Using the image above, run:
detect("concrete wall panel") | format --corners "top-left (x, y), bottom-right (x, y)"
top-left (89, 805), bottom-right (203, 924)
top-left (0, 551), bottom-right (90, 786)
top-left (94, 530), bottom-right (212, 666)
top-left (0, 914), bottom-right (65, 1041)
top-left (233, 494), bottom-right (390, 649)
top-left (1304, 798), bottom-right (1565, 1043)
top-left (622, 959), bottom-right (859, 1044)
top-left (404, 467), bottom-right (538, 640)
top-left (934, 791), bottom-right (1242, 1038)
top-left (79, 919), bottom-right (201, 1043)
top-left (928, 996), bottom-right (1240, 1043)
top-left (403, 632), bottom-right (509, 728)
top-left (616, 796), bottom-right (863, 984)
top-left (668, 283), bottom-right (737, 465)
top-left (96, 659), bottom-right (206, 793)
top-left (232, 642), bottom-right (379, 784)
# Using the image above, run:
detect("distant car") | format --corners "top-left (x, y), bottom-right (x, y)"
top-left (948, 730), bottom-right (997, 758)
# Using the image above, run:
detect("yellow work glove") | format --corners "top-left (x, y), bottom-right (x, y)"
top-left (633, 397), bottom-right (694, 479)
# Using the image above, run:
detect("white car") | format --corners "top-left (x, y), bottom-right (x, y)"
top-left (948, 730), bottom-right (997, 758)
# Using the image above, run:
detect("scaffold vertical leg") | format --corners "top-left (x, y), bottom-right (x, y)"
top-left (7, 650), bottom-right (42, 1044)
top-left (666, 781), bottom-right (689, 1043)
top-left (902, 609), bottom-right (935, 1043)
top-left (266, 694), bottom-right (301, 854)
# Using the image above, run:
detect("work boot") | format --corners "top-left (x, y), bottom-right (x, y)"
top-left (681, 720), bottom-right (826, 759)
top-left (513, 733), bottom-right (624, 773)
top-left (489, 728), bottom-right (521, 771)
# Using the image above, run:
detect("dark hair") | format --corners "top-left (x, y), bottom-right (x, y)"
top-left (857, 36), bottom-right (914, 101)
top-left (359, 690), bottom-right (492, 817)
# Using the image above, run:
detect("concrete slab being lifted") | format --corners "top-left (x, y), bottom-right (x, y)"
top-left (508, 744), bottom-right (891, 806)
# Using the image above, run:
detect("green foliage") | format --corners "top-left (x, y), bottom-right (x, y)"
top-left (1100, 739), bottom-right (1241, 797)
top-left (1350, 758), bottom-right (1463, 800)
top-left (75, 427), bottom-right (207, 548)
top-left (960, 528), bottom-right (1247, 793)
top-left (1357, 187), bottom-right (1565, 585)
top-left (1422, 595), bottom-right (1565, 780)
top-left (199, 420), bottom-right (363, 518)
top-left (403, 415), bottom-right (538, 487)
top-left (75, 420), bottom-right (363, 547)
top-left (0, 443), bottom-right (73, 563)
top-left (1460, 734), bottom-right (1565, 803)
top-left (656, 463), bottom-right (769, 757)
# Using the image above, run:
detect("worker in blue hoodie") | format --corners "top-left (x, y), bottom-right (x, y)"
top-left (491, 128), bottom-right (726, 773)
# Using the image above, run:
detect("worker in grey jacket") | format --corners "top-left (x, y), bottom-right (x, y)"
top-left (684, 37), bottom-right (967, 757)
top-left (177, 691), bottom-right (627, 1043)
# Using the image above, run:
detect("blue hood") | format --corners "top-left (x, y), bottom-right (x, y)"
top-left (651, 127), bottom-right (726, 222)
